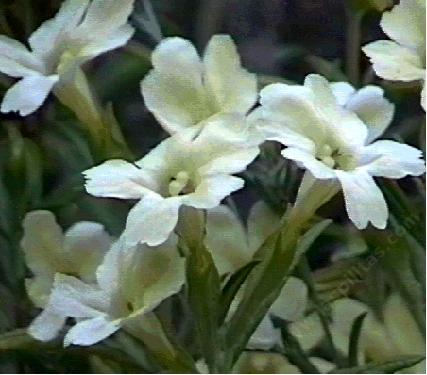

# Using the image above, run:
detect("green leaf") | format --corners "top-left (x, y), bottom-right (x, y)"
top-left (225, 219), bottom-right (332, 369)
top-left (330, 355), bottom-right (425, 373)
top-left (348, 312), bottom-right (368, 367)
top-left (186, 241), bottom-right (222, 372)
top-left (219, 260), bottom-right (261, 324)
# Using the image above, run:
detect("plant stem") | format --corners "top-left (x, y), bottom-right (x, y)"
top-left (345, 8), bottom-right (365, 86)
top-left (54, 69), bottom-right (133, 161)
top-left (298, 256), bottom-right (346, 367)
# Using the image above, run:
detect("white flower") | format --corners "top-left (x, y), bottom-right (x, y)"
top-left (28, 234), bottom-right (185, 346)
top-left (255, 74), bottom-right (425, 230)
top-left (21, 210), bottom-right (111, 308)
top-left (0, 0), bottom-right (135, 116)
top-left (363, 0), bottom-right (426, 109)
top-left (83, 113), bottom-right (261, 246)
top-left (141, 34), bottom-right (257, 134)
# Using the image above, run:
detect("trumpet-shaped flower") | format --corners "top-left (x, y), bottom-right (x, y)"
top-left (255, 74), bottom-right (425, 230)
top-left (141, 34), bottom-right (257, 134)
top-left (22, 210), bottom-right (111, 308)
top-left (363, 0), bottom-right (426, 109)
top-left (29, 234), bottom-right (185, 346)
top-left (0, 0), bottom-right (134, 116)
top-left (83, 113), bottom-right (261, 246)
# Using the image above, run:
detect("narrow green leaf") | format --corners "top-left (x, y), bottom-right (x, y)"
top-left (330, 355), bottom-right (425, 373)
top-left (225, 219), bottom-right (332, 368)
top-left (219, 260), bottom-right (261, 324)
top-left (348, 312), bottom-right (368, 367)
top-left (186, 242), bottom-right (222, 372)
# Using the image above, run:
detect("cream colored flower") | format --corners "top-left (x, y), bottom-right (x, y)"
top-left (29, 234), bottom-right (185, 346)
top-left (83, 113), bottom-right (260, 246)
top-left (255, 74), bottom-right (425, 230)
top-left (141, 34), bottom-right (257, 134)
top-left (0, 0), bottom-right (134, 116)
top-left (363, 0), bottom-right (426, 109)
top-left (21, 210), bottom-right (111, 308)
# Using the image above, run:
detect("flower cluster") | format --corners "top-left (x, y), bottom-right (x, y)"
top-left (0, 0), bottom-right (424, 372)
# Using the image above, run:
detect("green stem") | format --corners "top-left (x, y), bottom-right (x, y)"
top-left (345, 9), bottom-right (365, 86)
top-left (54, 69), bottom-right (133, 161)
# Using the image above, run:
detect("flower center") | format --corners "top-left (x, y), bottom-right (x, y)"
top-left (168, 171), bottom-right (193, 196)
top-left (316, 143), bottom-right (355, 170)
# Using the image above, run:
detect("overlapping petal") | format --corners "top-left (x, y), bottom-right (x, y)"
top-left (203, 34), bottom-right (257, 114)
top-left (335, 169), bottom-right (388, 229)
top-left (1, 74), bottom-right (58, 116)
top-left (363, 40), bottom-right (425, 82)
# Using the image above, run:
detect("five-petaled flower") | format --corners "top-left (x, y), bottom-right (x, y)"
top-left (141, 34), bottom-right (257, 134)
top-left (363, 0), bottom-right (426, 110)
top-left (0, 0), bottom-right (134, 116)
top-left (255, 74), bottom-right (425, 230)
top-left (83, 113), bottom-right (261, 246)
top-left (29, 234), bottom-right (185, 346)
top-left (22, 210), bottom-right (111, 308)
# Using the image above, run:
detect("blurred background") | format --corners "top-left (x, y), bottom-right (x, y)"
top-left (0, 0), bottom-right (424, 372)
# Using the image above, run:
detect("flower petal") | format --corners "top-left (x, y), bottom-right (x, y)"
top-left (330, 81), bottom-right (356, 106)
top-left (96, 239), bottom-right (122, 292)
top-left (304, 74), bottom-right (368, 148)
top-left (246, 201), bottom-right (280, 253)
top-left (141, 37), bottom-right (209, 133)
top-left (28, 305), bottom-right (67, 342)
top-left (363, 40), bottom-right (425, 82)
top-left (205, 205), bottom-right (249, 275)
top-left (63, 221), bottom-right (111, 281)
top-left (83, 159), bottom-right (155, 200)
top-left (64, 315), bottom-right (120, 347)
top-left (380, 0), bottom-right (425, 50)
top-left (270, 277), bottom-right (308, 322)
top-left (345, 86), bottom-right (394, 142)
top-left (281, 147), bottom-right (336, 179)
top-left (203, 34), bottom-right (257, 114)
top-left (184, 175), bottom-right (245, 209)
top-left (49, 274), bottom-right (110, 318)
top-left (124, 194), bottom-right (182, 246)
top-left (76, 24), bottom-right (134, 61)
top-left (0, 35), bottom-right (42, 77)
top-left (71, 0), bottom-right (134, 39)
top-left (21, 210), bottom-right (63, 277)
top-left (258, 83), bottom-right (326, 148)
top-left (361, 140), bottom-right (426, 178)
top-left (29, 0), bottom-right (89, 59)
top-left (199, 147), bottom-right (260, 176)
top-left (335, 169), bottom-right (388, 229)
top-left (121, 237), bottom-right (185, 314)
top-left (383, 294), bottom-right (425, 358)
top-left (248, 315), bottom-right (280, 350)
top-left (1, 74), bottom-right (58, 116)
top-left (330, 298), bottom-right (368, 355)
